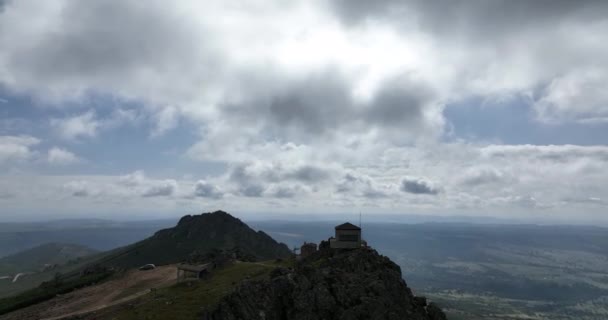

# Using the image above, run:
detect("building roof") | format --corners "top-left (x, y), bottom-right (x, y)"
top-left (177, 263), bottom-right (210, 273)
top-left (335, 222), bottom-right (361, 230)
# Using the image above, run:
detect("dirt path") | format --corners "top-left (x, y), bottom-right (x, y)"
top-left (0, 265), bottom-right (177, 320)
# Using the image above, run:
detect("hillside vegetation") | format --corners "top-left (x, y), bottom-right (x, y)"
top-left (92, 210), bottom-right (292, 269)
top-left (0, 243), bottom-right (97, 275)
top-left (0, 211), bottom-right (292, 316)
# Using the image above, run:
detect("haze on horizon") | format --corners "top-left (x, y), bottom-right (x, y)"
top-left (0, 0), bottom-right (607, 224)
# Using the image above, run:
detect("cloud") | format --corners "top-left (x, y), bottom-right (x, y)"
top-left (459, 168), bottom-right (508, 186)
top-left (561, 196), bottom-right (604, 205)
top-left (480, 144), bottom-right (608, 163)
top-left (63, 180), bottom-right (92, 197)
top-left (117, 171), bottom-right (177, 197)
top-left (141, 179), bottom-right (177, 197)
top-left (0, 135), bottom-right (40, 164)
top-left (534, 69), bottom-right (608, 123)
top-left (401, 177), bottom-right (440, 195)
top-left (0, 1), bottom-right (608, 222)
top-left (193, 180), bottom-right (223, 199)
top-left (225, 161), bottom-right (338, 198)
top-left (118, 170), bottom-right (146, 187)
top-left (0, 191), bottom-right (14, 199)
top-left (151, 105), bottom-right (179, 137)
top-left (47, 147), bottom-right (81, 165)
top-left (50, 111), bottom-right (100, 140)
top-left (335, 173), bottom-right (389, 199)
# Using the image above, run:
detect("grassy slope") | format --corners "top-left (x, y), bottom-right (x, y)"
top-left (0, 243), bottom-right (98, 275)
top-left (0, 245), bottom-right (103, 299)
top-left (102, 260), bottom-right (291, 320)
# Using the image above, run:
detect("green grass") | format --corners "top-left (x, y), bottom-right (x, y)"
top-left (109, 260), bottom-right (289, 320)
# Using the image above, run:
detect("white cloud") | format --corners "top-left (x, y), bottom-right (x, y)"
top-left (118, 170), bottom-right (146, 187)
top-left (63, 180), bottom-right (93, 197)
top-left (50, 110), bottom-right (100, 140)
top-left (0, 135), bottom-right (40, 164)
top-left (47, 147), bottom-right (81, 165)
top-left (151, 106), bottom-right (179, 137)
top-left (534, 68), bottom-right (608, 123)
top-left (117, 170), bottom-right (178, 197)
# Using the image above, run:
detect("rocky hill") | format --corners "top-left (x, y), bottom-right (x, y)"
top-left (203, 246), bottom-right (447, 320)
top-left (92, 210), bottom-right (292, 269)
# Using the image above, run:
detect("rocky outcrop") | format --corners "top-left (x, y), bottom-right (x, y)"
top-left (203, 248), bottom-right (447, 320)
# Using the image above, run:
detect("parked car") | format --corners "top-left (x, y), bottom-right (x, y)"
top-left (138, 263), bottom-right (156, 271)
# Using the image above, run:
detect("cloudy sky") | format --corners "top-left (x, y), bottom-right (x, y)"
top-left (1, 0), bottom-right (607, 223)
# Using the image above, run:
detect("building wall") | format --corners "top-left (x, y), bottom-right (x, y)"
top-left (336, 229), bottom-right (360, 242)
top-left (330, 229), bottom-right (361, 249)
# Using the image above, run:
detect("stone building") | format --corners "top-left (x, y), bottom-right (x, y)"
top-left (300, 242), bottom-right (317, 257)
top-left (330, 222), bottom-right (362, 249)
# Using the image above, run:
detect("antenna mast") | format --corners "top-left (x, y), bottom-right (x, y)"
top-left (359, 211), bottom-right (362, 245)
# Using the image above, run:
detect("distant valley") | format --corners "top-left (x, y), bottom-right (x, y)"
top-left (252, 221), bottom-right (608, 320)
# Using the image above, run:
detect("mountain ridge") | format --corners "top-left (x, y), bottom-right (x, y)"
top-left (83, 210), bottom-right (292, 269)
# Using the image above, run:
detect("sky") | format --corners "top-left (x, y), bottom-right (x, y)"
top-left (0, 0), bottom-right (607, 223)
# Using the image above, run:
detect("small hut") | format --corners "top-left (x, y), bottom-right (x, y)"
top-left (176, 263), bottom-right (212, 281)
top-left (330, 222), bottom-right (362, 249)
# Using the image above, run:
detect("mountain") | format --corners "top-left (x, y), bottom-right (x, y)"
top-left (85, 210), bottom-right (292, 269)
top-left (0, 219), bottom-right (175, 258)
top-left (0, 243), bottom-right (98, 275)
top-left (203, 247), bottom-right (447, 320)
top-left (0, 212), bottom-right (448, 319)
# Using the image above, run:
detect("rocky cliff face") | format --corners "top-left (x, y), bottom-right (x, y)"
top-left (203, 247), bottom-right (447, 320)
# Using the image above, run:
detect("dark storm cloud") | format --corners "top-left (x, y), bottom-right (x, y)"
top-left (400, 177), bottom-right (439, 195)
top-left (329, 0), bottom-right (608, 40)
